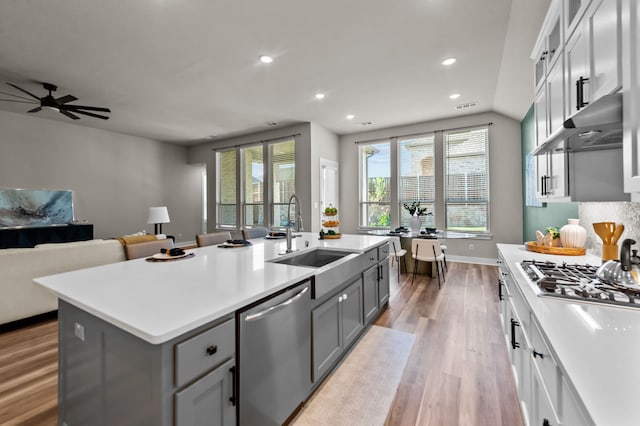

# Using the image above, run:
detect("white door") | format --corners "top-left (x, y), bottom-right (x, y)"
top-left (320, 158), bottom-right (339, 228)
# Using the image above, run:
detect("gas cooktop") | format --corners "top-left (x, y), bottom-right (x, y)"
top-left (518, 259), bottom-right (640, 309)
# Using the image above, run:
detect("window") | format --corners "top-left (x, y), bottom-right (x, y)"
top-left (398, 134), bottom-right (435, 229)
top-left (242, 145), bottom-right (264, 227)
top-left (217, 149), bottom-right (237, 228)
top-left (216, 137), bottom-right (295, 229)
top-left (270, 140), bottom-right (296, 227)
top-left (356, 125), bottom-right (490, 234)
top-left (359, 141), bottom-right (391, 228)
top-left (444, 128), bottom-right (489, 232)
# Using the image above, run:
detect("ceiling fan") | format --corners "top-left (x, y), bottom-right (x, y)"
top-left (0, 82), bottom-right (111, 120)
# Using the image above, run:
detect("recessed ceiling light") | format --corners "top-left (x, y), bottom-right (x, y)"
top-left (441, 57), bottom-right (457, 66)
top-left (449, 93), bottom-right (461, 99)
top-left (346, 114), bottom-right (355, 120)
top-left (315, 93), bottom-right (325, 100)
top-left (259, 55), bottom-right (273, 64)
top-left (206, 135), bottom-right (216, 139)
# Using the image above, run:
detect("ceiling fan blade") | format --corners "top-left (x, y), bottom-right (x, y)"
top-left (6, 82), bottom-right (41, 100)
top-left (28, 106), bottom-right (42, 113)
top-left (0, 90), bottom-right (37, 102)
top-left (59, 109), bottom-right (80, 120)
top-left (55, 95), bottom-right (78, 104)
top-left (70, 109), bottom-right (110, 120)
top-left (63, 105), bottom-right (111, 112)
top-left (0, 98), bottom-right (39, 105)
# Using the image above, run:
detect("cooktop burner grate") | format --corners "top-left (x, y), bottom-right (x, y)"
top-left (518, 260), bottom-right (640, 309)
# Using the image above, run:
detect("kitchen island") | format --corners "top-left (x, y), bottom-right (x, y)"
top-left (497, 243), bottom-right (640, 426)
top-left (35, 232), bottom-right (391, 426)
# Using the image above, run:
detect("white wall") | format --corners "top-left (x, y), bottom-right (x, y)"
top-left (338, 111), bottom-right (523, 260)
top-left (0, 110), bottom-right (202, 243)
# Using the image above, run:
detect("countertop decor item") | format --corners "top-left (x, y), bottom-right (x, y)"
top-left (593, 222), bottom-right (624, 261)
top-left (559, 218), bottom-right (587, 248)
top-left (525, 241), bottom-right (586, 255)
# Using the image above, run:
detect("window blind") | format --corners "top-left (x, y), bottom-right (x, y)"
top-left (359, 141), bottom-right (391, 228)
top-left (217, 149), bottom-right (237, 228)
top-left (398, 134), bottom-right (435, 228)
top-left (270, 139), bottom-right (296, 227)
top-left (444, 127), bottom-right (489, 232)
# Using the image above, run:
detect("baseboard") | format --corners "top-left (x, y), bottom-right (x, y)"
top-left (447, 255), bottom-right (498, 265)
top-left (0, 310), bottom-right (58, 334)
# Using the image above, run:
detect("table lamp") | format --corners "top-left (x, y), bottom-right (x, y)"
top-left (147, 206), bottom-right (170, 234)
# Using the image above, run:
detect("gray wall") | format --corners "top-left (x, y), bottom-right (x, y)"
top-left (338, 111), bottom-right (523, 261)
top-left (0, 110), bottom-right (202, 243)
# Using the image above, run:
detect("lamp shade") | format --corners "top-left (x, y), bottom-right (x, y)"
top-left (147, 206), bottom-right (170, 224)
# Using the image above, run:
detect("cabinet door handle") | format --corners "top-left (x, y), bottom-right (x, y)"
top-left (205, 345), bottom-right (218, 356)
top-left (498, 279), bottom-right (504, 301)
top-left (533, 349), bottom-right (545, 359)
top-left (576, 76), bottom-right (590, 110)
top-left (338, 296), bottom-right (343, 303)
top-left (542, 419), bottom-right (552, 426)
top-left (510, 318), bottom-right (520, 349)
top-left (379, 264), bottom-right (383, 281)
top-left (229, 366), bottom-right (237, 406)
top-left (343, 293), bottom-right (348, 301)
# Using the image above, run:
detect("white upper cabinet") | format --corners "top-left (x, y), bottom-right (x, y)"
top-left (623, 0), bottom-right (640, 193)
top-left (587, 0), bottom-right (623, 101)
top-left (565, 0), bottom-right (591, 38)
top-left (565, 22), bottom-right (589, 116)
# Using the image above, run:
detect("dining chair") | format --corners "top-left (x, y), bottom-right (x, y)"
top-left (196, 231), bottom-right (232, 247)
top-left (125, 239), bottom-right (173, 260)
top-left (242, 227), bottom-right (268, 240)
top-left (411, 238), bottom-right (446, 288)
top-left (390, 237), bottom-right (407, 282)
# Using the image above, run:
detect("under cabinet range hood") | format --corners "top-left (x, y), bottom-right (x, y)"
top-left (532, 93), bottom-right (623, 155)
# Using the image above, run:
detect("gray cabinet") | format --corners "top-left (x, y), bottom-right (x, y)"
top-left (311, 279), bottom-right (363, 382)
top-left (378, 259), bottom-right (390, 306)
top-left (57, 300), bottom-right (236, 426)
top-left (175, 358), bottom-right (236, 426)
top-left (362, 265), bottom-right (379, 324)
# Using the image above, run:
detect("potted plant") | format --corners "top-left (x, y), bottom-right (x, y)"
top-left (402, 202), bottom-right (432, 233)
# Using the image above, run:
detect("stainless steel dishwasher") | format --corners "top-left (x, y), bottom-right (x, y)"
top-left (238, 280), bottom-right (312, 425)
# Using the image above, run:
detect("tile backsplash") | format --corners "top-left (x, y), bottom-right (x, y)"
top-left (579, 202), bottom-right (640, 258)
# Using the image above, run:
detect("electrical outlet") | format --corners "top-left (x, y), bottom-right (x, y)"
top-left (468, 243), bottom-right (475, 251)
top-left (74, 323), bottom-right (85, 341)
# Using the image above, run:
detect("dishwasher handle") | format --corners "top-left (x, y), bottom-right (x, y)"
top-left (244, 286), bottom-right (309, 322)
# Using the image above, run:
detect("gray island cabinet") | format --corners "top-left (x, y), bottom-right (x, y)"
top-left (36, 233), bottom-right (391, 426)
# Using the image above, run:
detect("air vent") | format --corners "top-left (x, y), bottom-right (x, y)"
top-left (265, 122), bottom-right (279, 127)
top-left (455, 101), bottom-right (479, 110)
top-left (361, 121), bottom-right (372, 126)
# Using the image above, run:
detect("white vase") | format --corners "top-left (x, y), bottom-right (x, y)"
top-left (410, 216), bottom-right (421, 233)
top-left (560, 218), bottom-right (587, 248)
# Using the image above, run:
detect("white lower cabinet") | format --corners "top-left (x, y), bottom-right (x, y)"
top-left (498, 253), bottom-right (593, 426)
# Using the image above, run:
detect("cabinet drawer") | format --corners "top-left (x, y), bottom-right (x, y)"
top-left (531, 317), bottom-right (558, 408)
top-left (175, 318), bottom-right (236, 388)
top-left (377, 243), bottom-right (390, 261)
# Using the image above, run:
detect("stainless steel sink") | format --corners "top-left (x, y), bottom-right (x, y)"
top-left (269, 248), bottom-right (350, 268)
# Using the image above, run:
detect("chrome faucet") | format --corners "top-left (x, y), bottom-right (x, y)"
top-left (286, 193), bottom-right (304, 253)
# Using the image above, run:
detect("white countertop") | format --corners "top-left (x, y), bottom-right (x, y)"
top-left (497, 243), bottom-right (640, 426)
top-left (35, 233), bottom-right (389, 344)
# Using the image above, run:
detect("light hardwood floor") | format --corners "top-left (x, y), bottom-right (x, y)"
top-left (0, 262), bottom-right (522, 426)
